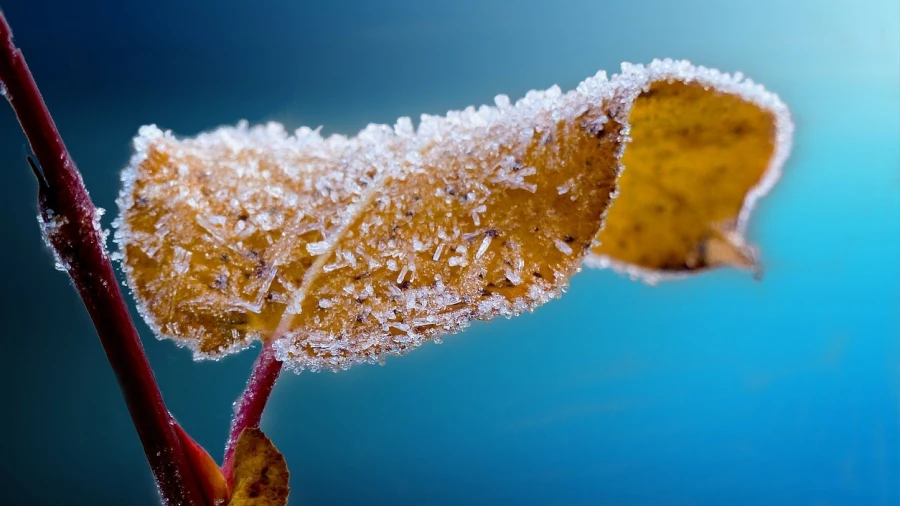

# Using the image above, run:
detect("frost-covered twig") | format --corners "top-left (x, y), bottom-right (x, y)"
top-left (221, 341), bottom-right (283, 483)
top-left (0, 10), bottom-right (205, 506)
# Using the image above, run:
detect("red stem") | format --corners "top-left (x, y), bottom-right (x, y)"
top-left (222, 341), bottom-right (283, 482)
top-left (0, 11), bottom-right (205, 506)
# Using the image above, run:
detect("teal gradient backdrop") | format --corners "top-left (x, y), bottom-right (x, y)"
top-left (0, 1), bottom-right (897, 505)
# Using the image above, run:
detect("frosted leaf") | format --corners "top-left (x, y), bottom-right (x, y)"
top-left (114, 58), bottom-right (791, 370)
top-left (116, 64), bottom-right (621, 367)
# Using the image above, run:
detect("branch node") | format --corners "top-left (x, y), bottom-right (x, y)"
top-left (27, 155), bottom-right (49, 190)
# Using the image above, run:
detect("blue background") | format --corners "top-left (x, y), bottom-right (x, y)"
top-left (0, 1), bottom-right (897, 505)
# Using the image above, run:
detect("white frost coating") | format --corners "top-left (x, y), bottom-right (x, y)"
top-left (582, 58), bottom-right (794, 284)
top-left (37, 210), bottom-right (70, 272)
top-left (405, 151), bottom-right (422, 165)
top-left (93, 207), bottom-right (110, 248)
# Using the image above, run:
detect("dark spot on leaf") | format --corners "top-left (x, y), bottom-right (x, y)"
top-left (210, 274), bottom-right (228, 290)
top-left (254, 260), bottom-right (268, 278)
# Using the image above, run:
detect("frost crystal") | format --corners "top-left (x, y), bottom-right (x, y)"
top-left (554, 239), bottom-right (573, 255)
top-left (475, 235), bottom-right (492, 259)
top-left (93, 207), bottom-right (110, 247)
top-left (38, 210), bottom-right (70, 272)
top-left (306, 241), bottom-right (329, 256)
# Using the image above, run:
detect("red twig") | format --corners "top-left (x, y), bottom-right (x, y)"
top-left (222, 341), bottom-right (284, 482)
top-left (0, 11), bottom-right (205, 506)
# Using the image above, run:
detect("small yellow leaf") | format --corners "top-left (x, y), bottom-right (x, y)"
top-left (228, 428), bottom-right (289, 506)
top-left (587, 61), bottom-right (792, 281)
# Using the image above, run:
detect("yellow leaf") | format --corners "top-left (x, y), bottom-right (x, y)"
top-left (114, 59), bottom-right (792, 370)
top-left (586, 61), bottom-right (793, 282)
top-left (227, 428), bottom-right (289, 506)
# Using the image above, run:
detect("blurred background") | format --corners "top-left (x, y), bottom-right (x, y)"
top-left (0, 1), bottom-right (897, 504)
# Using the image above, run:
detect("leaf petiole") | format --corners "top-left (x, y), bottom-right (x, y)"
top-left (222, 340), bottom-right (284, 484)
